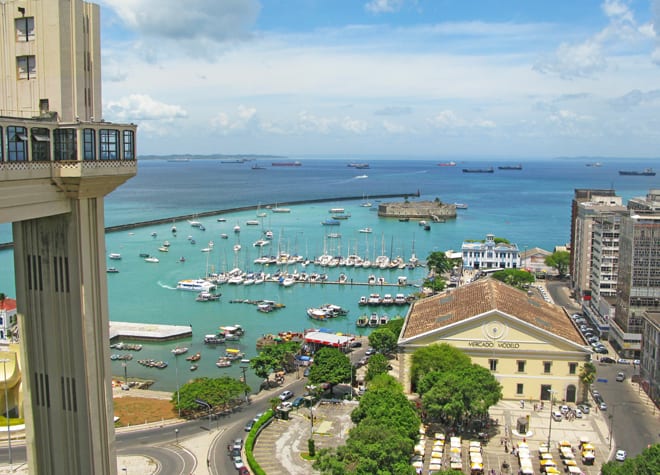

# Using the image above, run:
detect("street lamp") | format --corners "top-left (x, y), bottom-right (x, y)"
top-left (174, 428), bottom-right (179, 444)
top-left (0, 357), bottom-right (12, 472)
top-left (240, 365), bottom-right (250, 403)
top-left (122, 362), bottom-right (128, 387)
top-left (547, 389), bottom-right (556, 448)
top-left (608, 405), bottom-right (615, 450)
top-left (121, 468), bottom-right (127, 475)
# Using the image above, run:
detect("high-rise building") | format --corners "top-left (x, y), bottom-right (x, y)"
top-left (640, 310), bottom-right (660, 408)
top-left (0, 1), bottom-right (136, 473)
top-left (612, 191), bottom-right (660, 359)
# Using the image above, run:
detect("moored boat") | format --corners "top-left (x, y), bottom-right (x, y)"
top-left (186, 352), bottom-right (201, 362)
top-left (171, 346), bottom-right (189, 356)
top-left (109, 253), bottom-right (122, 260)
top-left (107, 267), bottom-right (119, 273)
top-left (144, 257), bottom-right (159, 263)
top-left (356, 315), bottom-right (369, 327)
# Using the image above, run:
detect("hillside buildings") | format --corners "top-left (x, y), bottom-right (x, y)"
top-left (0, 1), bottom-right (136, 473)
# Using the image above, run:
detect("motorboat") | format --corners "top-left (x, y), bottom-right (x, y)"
top-left (109, 253), bottom-right (122, 260)
top-left (177, 279), bottom-right (217, 292)
top-left (246, 220), bottom-right (260, 226)
top-left (185, 353), bottom-right (201, 362)
top-left (196, 291), bottom-right (221, 302)
top-left (233, 244), bottom-right (242, 252)
top-left (356, 315), bottom-right (369, 327)
top-left (253, 239), bottom-right (270, 247)
top-left (234, 225), bottom-right (241, 233)
top-left (106, 267), bottom-right (119, 273)
top-left (158, 246), bottom-right (169, 252)
top-left (216, 357), bottom-right (232, 368)
top-left (359, 228), bottom-right (372, 233)
top-left (171, 347), bottom-right (189, 356)
top-left (144, 257), bottom-right (159, 263)
top-left (204, 334), bottom-right (225, 345)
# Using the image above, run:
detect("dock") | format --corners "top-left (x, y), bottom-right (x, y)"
top-left (109, 321), bottom-right (192, 342)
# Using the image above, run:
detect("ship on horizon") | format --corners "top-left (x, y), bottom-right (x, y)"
top-left (438, 161), bottom-right (457, 166)
top-left (497, 164), bottom-right (522, 170)
top-left (618, 168), bottom-right (655, 176)
top-left (462, 167), bottom-right (494, 173)
top-left (272, 161), bottom-right (302, 167)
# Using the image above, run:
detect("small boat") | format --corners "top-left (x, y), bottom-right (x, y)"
top-left (271, 161), bottom-right (302, 166)
top-left (322, 219), bottom-right (340, 226)
top-left (253, 239), bottom-right (270, 247)
top-left (106, 267), bottom-right (119, 273)
top-left (272, 207), bottom-right (291, 213)
top-left (454, 203), bottom-right (468, 209)
top-left (233, 225), bottom-right (241, 233)
top-left (356, 315), bottom-right (369, 327)
top-left (329, 208), bottom-right (345, 214)
top-left (185, 352), bottom-right (201, 362)
top-left (158, 246), bottom-right (169, 252)
top-left (497, 164), bottom-right (522, 170)
top-left (144, 257), bottom-right (159, 263)
top-left (368, 313), bottom-right (380, 327)
top-left (398, 217), bottom-right (410, 222)
top-left (139, 252), bottom-right (150, 257)
top-left (179, 256), bottom-right (186, 262)
top-left (109, 253), bottom-right (122, 260)
top-left (220, 233), bottom-right (228, 239)
top-left (204, 334), bottom-right (226, 345)
top-left (359, 227), bottom-right (372, 233)
top-left (196, 291), bottom-right (221, 302)
top-left (215, 357), bottom-right (232, 368)
top-left (233, 244), bottom-right (242, 252)
top-left (217, 217), bottom-right (227, 222)
top-left (171, 225), bottom-right (177, 233)
top-left (177, 279), bottom-right (217, 292)
top-left (150, 232), bottom-right (157, 237)
top-left (162, 240), bottom-right (171, 247)
top-left (201, 247), bottom-right (212, 252)
top-left (438, 161), bottom-right (457, 166)
top-left (246, 220), bottom-right (260, 226)
top-left (586, 162), bottom-right (602, 167)
top-left (171, 347), bottom-right (189, 356)
top-left (189, 219), bottom-right (202, 227)
top-left (355, 174), bottom-right (368, 179)
top-left (327, 233), bottom-right (341, 239)
top-left (189, 364), bottom-right (199, 371)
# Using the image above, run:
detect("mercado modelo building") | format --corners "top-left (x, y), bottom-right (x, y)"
top-left (397, 278), bottom-right (592, 403)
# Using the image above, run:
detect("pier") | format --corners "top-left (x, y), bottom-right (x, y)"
top-left (109, 321), bottom-right (193, 342)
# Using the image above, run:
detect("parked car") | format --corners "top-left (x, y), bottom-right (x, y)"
top-left (574, 408), bottom-right (583, 418)
top-left (617, 358), bottom-right (630, 365)
top-left (238, 467), bottom-right (250, 475)
top-left (365, 347), bottom-right (376, 356)
top-left (279, 390), bottom-right (294, 401)
top-left (599, 402), bottom-right (608, 411)
top-left (615, 449), bottom-right (627, 461)
top-left (292, 397), bottom-right (305, 408)
top-left (559, 404), bottom-right (570, 414)
top-left (577, 404), bottom-right (590, 414)
top-left (244, 419), bottom-right (255, 432)
top-left (601, 356), bottom-right (616, 364)
top-left (616, 372), bottom-right (625, 382)
top-left (233, 456), bottom-right (245, 469)
top-left (552, 410), bottom-right (563, 422)
top-left (350, 341), bottom-right (362, 348)
top-left (279, 401), bottom-right (293, 409)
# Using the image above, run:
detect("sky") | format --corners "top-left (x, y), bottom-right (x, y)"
top-left (97, 0), bottom-right (660, 159)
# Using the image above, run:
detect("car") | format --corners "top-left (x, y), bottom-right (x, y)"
top-left (577, 404), bottom-right (590, 414)
top-left (599, 402), bottom-right (607, 411)
top-left (279, 390), bottom-right (294, 401)
top-left (617, 358), bottom-right (630, 365)
top-left (601, 356), bottom-right (616, 364)
top-left (574, 408), bottom-right (583, 418)
top-left (229, 448), bottom-right (241, 458)
top-left (232, 455), bottom-right (245, 469)
top-left (552, 410), bottom-right (563, 422)
top-left (633, 359), bottom-right (640, 365)
top-left (615, 449), bottom-right (627, 461)
top-left (571, 313), bottom-right (583, 319)
top-left (559, 404), bottom-right (570, 414)
top-left (350, 341), bottom-right (362, 348)
top-left (588, 336), bottom-right (599, 343)
top-left (244, 419), bottom-right (255, 432)
top-left (279, 401), bottom-right (293, 409)
top-left (232, 438), bottom-right (243, 450)
top-left (238, 467), bottom-right (250, 475)
top-left (593, 346), bottom-right (609, 354)
top-left (616, 372), bottom-right (625, 382)
top-left (365, 347), bottom-right (376, 356)
top-left (292, 397), bottom-right (305, 408)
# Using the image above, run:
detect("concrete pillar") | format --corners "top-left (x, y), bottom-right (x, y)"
top-left (13, 197), bottom-right (115, 475)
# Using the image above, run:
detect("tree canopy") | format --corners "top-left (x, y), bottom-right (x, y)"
top-left (250, 340), bottom-right (301, 380)
top-left (426, 251), bottom-right (454, 276)
top-left (491, 268), bottom-right (535, 290)
top-left (578, 362), bottom-right (597, 403)
top-left (314, 374), bottom-right (420, 475)
top-left (308, 347), bottom-right (352, 393)
top-left (173, 376), bottom-right (248, 418)
top-left (368, 327), bottom-right (398, 355)
top-left (365, 353), bottom-right (389, 382)
top-left (545, 250), bottom-right (570, 276)
top-left (410, 344), bottom-right (471, 392)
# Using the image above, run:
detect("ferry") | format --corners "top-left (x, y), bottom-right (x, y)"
top-left (347, 162), bottom-right (370, 169)
top-left (176, 279), bottom-right (217, 292)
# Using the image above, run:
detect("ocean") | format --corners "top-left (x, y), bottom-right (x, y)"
top-left (0, 157), bottom-right (657, 391)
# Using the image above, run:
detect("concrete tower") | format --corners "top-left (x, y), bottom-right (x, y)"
top-left (0, 1), bottom-right (136, 473)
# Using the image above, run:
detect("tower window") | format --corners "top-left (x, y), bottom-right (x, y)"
top-left (99, 129), bottom-right (119, 160)
top-left (7, 126), bottom-right (28, 161)
top-left (83, 129), bottom-right (96, 160)
top-left (123, 130), bottom-right (134, 160)
top-left (15, 17), bottom-right (35, 42)
top-left (17, 55), bottom-right (37, 79)
top-left (31, 127), bottom-right (51, 162)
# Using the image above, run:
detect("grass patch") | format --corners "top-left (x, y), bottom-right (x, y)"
top-left (113, 396), bottom-right (177, 427)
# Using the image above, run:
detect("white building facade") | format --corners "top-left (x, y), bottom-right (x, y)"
top-left (462, 234), bottom-right (521, 270)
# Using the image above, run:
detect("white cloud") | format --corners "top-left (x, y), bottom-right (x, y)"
top-left (210, 105), bottom-right (259, 134)
top-left (546, 109), bottom-right (594, 136)
top-left (341, 117), bottom-right (368, 134)
top-left (652, 0), bottom-right (660, 65)
top-left (428, 110), bottom-right (495, 130)
top-left (534, 39), bottom-right (607, 79)
top-left (104, 94), bottom-right (187, 121)
top-left (365, 0), bottom-right (405, 14)
top-left (374, 106), bottom-right (412, 116)
top-left (381, 120), bottom-right (408, 134)
top-left (101, 0), bottom-right (259, 42)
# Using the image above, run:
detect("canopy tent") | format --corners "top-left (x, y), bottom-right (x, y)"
top-left (304, 331), bottom-right (354, 347)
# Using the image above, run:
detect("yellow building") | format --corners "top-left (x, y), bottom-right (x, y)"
top-left (398, 278), bottom-right (592, 403)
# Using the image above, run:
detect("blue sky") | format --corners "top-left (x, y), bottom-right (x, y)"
top-left (98, 0), bottom-right (660, 158)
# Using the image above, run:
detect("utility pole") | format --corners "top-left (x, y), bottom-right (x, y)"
top-left (240, 365), bottom-right (249, 403)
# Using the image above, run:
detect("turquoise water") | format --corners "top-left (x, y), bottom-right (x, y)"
top-left (0, 157), bottom-right (657, 391)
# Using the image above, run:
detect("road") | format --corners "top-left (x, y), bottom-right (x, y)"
top-left (545, 279), bottom-right (660, 458)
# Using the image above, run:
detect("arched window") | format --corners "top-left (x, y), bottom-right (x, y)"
top-left (565, 384), bottom-right (577, 403)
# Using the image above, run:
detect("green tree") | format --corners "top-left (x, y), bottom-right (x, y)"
top-left (174, 376), bottom-right (248, 417)
top-left (578, 362), bottom-right (597, 403)
top-left (423, 276), bottom-right (446, 293)
top-left (250, 352), bottom-right (279, 382)
top-left (421, 364), bottom-right (502, 423)
top-left (308, 347), bottom-right (351, 394)
top-left (426, 251), bottom-right (453, 276)
top-left (491, 268), bottom-right (535, 290)
top-left (365, 353), bottom-right (389, 382)
top-left (410, 344), bottom-right (471, 392)
top-left (368, 327), bottom-right (398, 355)
top-left (545, 250), bottom-right (570, 276)
top-left (383, 317), bottom-right (405, 339)
top-left (601, 444), bottom-right (659, 474)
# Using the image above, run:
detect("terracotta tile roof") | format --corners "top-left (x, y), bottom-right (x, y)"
top-left (0, 298), bottom-right (16, 312)
top-left (401, 278), bottom-right (586, 345)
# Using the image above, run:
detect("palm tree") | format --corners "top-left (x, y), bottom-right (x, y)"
top-left (578, 362), bottom-right (596, 403)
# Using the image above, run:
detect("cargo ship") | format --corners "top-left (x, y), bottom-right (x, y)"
top-left (618, 168), bottom-right (655, 176)
top-left (497, 164), bottom-right (522, 170)
top-left (272, 161), bottom-right (302, 166)
top-left (462, 167), bottom-right (494, 173)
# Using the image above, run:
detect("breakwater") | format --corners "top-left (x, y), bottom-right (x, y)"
top-left (0, 192), bottom-right (419, 249)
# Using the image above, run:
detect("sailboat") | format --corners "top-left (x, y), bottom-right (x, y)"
top-left (408, 234), bottom-right (419, 267)
top-left (360, 194), bottom-right (372, 208)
